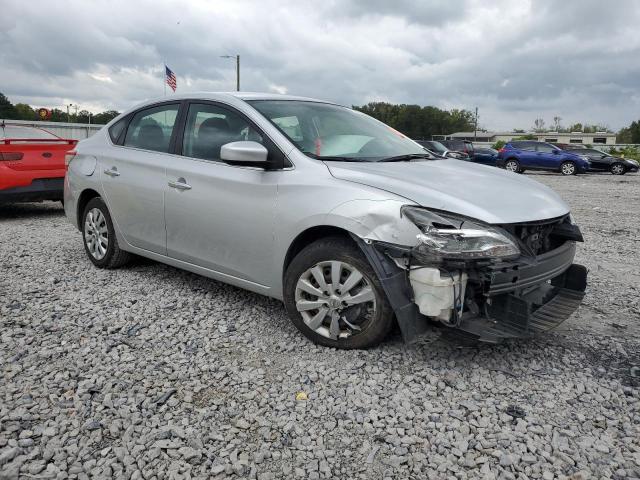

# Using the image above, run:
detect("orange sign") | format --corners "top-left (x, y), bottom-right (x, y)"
top-left (37, 108), bottom-right (51, 120)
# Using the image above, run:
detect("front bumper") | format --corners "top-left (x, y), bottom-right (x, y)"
top-left (0, 178), bottom-right (64, 203)
top-left (357, 237), bottom-right (586, 343)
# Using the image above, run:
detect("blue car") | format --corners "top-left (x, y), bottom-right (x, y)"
top-left (472, 147), bottom-right (499, 166)
top-left (497, 141), bottom-right (590, 175)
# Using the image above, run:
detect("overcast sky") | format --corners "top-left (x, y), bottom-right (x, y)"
top-left (2, 0), bottom-right (639, 131)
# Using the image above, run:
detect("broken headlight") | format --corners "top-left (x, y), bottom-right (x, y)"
top-left (402, 206), bottom-right (520, 260)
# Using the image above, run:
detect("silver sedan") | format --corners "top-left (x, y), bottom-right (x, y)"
top-left (64, 93), bottom-right (587, 348)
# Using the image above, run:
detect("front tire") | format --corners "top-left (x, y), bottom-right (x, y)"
top-left (82, 197), bottom-right (131, 269)
top-left (560, 161), bottom-right (577, 175)
top-left (610, 163), bottom-right (625, 175)
top-left (283, 237), bottom-right (394, 349)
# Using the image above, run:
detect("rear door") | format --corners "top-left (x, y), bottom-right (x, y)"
top-left (164, 101), bottom-right (279, 285)
top-left (100, 102), bottom-right (181, 255)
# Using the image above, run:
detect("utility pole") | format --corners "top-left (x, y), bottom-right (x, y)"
top-left (474, 107), bottom-right (478, 141)
top-left (236, 55), bottom-right (240, 92)
top-left (66, 104), bottom-right (73, 123)
top-left (221, 54), bottom-right (240, 91)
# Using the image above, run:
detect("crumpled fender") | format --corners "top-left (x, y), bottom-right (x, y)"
top-left (327, 198), bottom-right (421, 246)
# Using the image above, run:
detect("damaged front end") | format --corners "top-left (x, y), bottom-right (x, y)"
top-left (356, 208), bottom-right (587, 343)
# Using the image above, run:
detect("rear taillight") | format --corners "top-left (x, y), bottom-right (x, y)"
top-left (0, 152), bottom-right (24, 161)
top-left (498, 148), bottom-right (506, 153)
top-left (65, 150), bottom-right (77, 167)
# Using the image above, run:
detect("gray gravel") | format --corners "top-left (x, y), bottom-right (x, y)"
top-left (1, 172), bottom-right (639, 479)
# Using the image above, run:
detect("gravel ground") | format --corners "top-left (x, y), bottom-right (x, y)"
top-left (1, 172), bottom-right (639, 480)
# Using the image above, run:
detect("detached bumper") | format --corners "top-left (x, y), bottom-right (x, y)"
top-left (458, 264), bottom-right (586, 342)
top-left (356, 237), bottom-right (587, 344)
top-left (0, 178), bottom-right (64, 203)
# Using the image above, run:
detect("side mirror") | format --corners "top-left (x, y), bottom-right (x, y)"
top-left (220, 141), bottom-right (268, 165)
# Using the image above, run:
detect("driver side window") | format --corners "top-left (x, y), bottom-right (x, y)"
top-left (182, 103), bottom-right (264, 161)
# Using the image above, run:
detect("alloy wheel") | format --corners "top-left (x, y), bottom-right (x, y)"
top-left (561, 162), bottom-right (576, 175)
top-left (611, 164), bottom-right (625, 175)
top-left (294, 260), bottom-right (376, 340)
top-left (505, 160), bottom-right (519, 172)
top-left (84, 208), bottom-right (109, 260)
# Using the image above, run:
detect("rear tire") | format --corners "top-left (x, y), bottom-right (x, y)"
top-left (504, 159), bottom-right (520, 173)
top-left (283, 236), bottom-right (394, 349)
top-left (610, 163), bottom-right (625, 175)
top-left (82, 197), bottom-right (131, 269)
top-left (560, 161), bottom-right (577, 176)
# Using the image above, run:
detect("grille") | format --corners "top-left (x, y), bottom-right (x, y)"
top-left (499, 215), bottom-right (570, 256)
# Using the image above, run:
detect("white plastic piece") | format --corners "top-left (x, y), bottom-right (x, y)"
top-left (409, 268), bottom-right (467, 322)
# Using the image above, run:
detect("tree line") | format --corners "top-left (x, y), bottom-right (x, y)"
top-left (352, 102), bottom-right (476, 139)
top-left (0, 92), bottom-right (120, 125)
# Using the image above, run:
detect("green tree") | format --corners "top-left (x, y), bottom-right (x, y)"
top-left (93, 110), bottom-right (120, 124)
top-left (618, 120), bottom-right (640, 144)
top-left (14, 103), bottom-right (36, 120)
top-left (76, 110), bottom-right (92, 123)
top-left (0, 92), bottom-right (18, 119)
top-left (353, 102), bottom-right (475, 139)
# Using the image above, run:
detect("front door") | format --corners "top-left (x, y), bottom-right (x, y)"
top-left (535, 143), bottom-right (558, 170)
top-left (164, 102), bottom-right (279, 286)
top-left (100, 103), bottom-right (180, 254)
top-left (585, 150), bottom-right (609, 170)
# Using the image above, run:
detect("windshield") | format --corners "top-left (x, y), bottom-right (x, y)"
top-left (247, 100), bottom-right (428, 161)
top-left (426, 141), bottom-right (448, 154)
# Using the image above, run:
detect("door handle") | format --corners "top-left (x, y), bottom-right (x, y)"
top-left (168, 178), bottom-right (192, 191)
top-left (104, 168), bottom-right (120, 177)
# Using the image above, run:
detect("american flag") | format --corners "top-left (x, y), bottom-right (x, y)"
top-left (165, 65), bottom-right (177, 92)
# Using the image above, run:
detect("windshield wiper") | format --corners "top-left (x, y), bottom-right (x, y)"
top-left (305, 153), bottom-right (370, 162)
top-left (377, 153), bottom-right (435, 162)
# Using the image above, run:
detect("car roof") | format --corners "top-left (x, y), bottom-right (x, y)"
top-left (133, 91), bottom-right (337, 107)
top-left (111, 92), bottom-right (344, 126)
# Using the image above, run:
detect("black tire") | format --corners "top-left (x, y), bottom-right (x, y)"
top-left (82, 197), bottom-right (131, 269)
top-left (610, 163), bottom-right (625, 175)
top-left (504, 159), bottom-right (520, 173)
top-left (283, 236), bottom-right (394, 349)
top-left (560, 161), bottom-right (577, 176)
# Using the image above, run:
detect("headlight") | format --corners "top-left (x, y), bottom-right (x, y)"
top-left (402, 206), bottom-right (520, 260)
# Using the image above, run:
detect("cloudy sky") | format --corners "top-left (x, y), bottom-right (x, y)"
top-left (2, 0), bottom-right (639, 131)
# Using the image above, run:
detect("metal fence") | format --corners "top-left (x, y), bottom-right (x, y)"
top-left (1, 119), bottom-right (103, 140)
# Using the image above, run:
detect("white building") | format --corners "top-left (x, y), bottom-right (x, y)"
top-left (442, 131), bottom-right (617, 145)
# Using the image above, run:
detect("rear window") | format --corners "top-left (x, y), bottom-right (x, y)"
top-left (0, 125), bottom-right (59, 140)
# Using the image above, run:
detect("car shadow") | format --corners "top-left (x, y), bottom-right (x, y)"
top-left (0, 201), bottom-right (65, 220)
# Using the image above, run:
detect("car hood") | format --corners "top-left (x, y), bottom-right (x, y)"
top-left (325, 159), bottom-right (570, 224)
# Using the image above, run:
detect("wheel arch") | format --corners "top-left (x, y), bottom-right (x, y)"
top-left (283, 225), bottom-right (355, 276)
top-left (76, 188), bottom-right (101, 230)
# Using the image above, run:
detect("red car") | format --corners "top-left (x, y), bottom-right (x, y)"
top-left (0, 123), bottom-right (77, 203)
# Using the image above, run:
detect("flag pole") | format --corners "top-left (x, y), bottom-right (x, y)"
top-left (163, 62), bottom-right (166, 97)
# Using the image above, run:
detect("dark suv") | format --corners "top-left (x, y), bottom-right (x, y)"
top-left (440, 139), bottom-right (474, 158)
top-left (497, 141), bottom-right (591, 175)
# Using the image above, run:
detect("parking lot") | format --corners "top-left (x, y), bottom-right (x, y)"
top-left (1, 173), bottom-right (639, 479)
